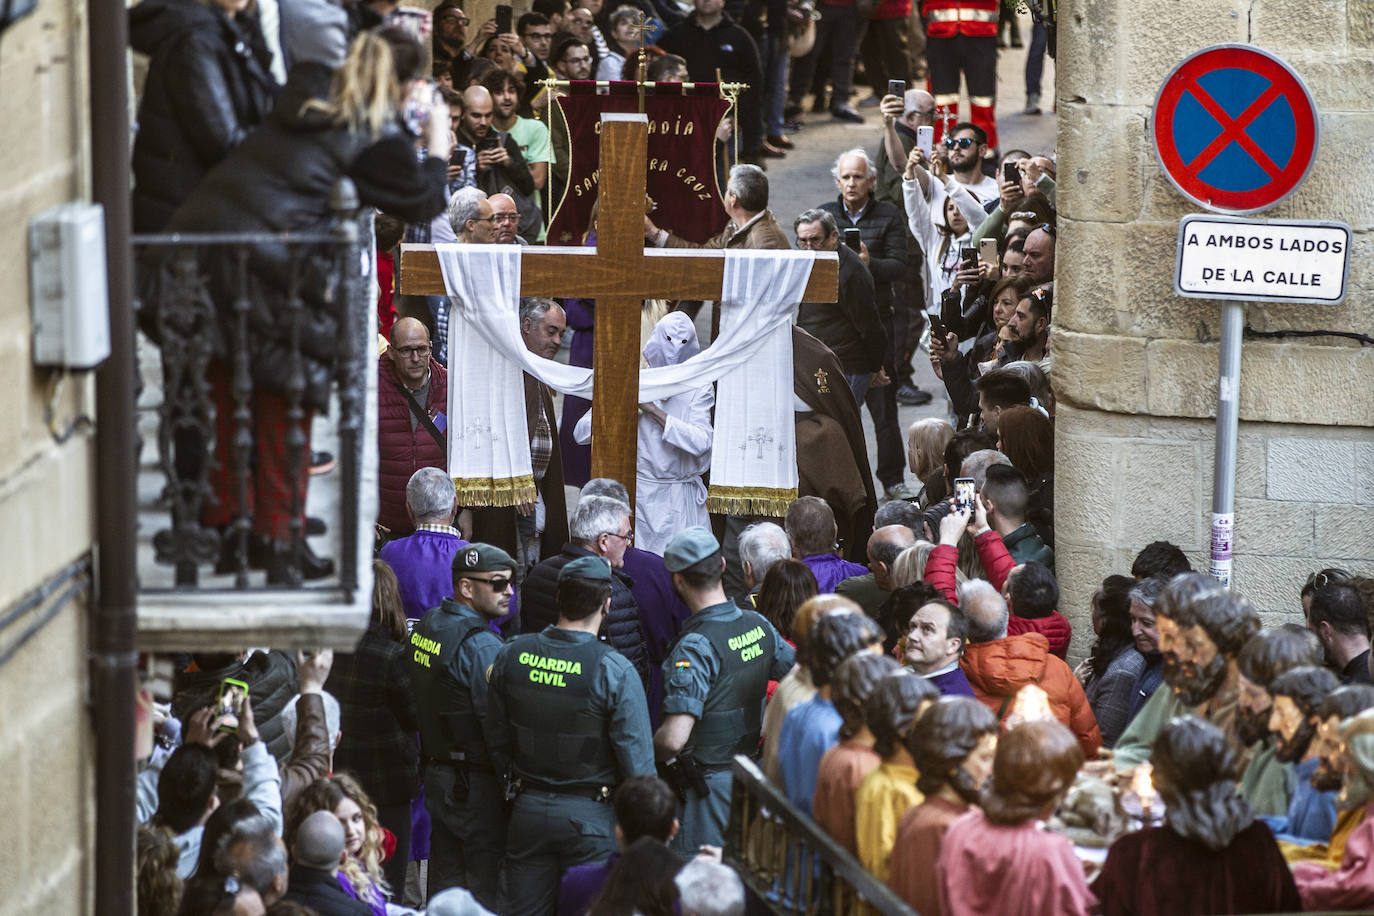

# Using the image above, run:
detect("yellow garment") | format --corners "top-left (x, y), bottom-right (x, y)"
top-left (1282, 805), bottom-right (1367, 868)
top-left (854, 761), bottom-right (922, 883)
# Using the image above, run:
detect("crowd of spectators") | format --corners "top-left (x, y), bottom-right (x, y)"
top-left (127, 0), bottom-right (1374, 914)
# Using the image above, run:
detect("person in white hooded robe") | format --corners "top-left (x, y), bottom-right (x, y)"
top-left (575, 311), bottom-right (715, 555)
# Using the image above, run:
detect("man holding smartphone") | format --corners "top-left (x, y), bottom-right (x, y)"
top-left (818, 149), bottom-right (914, 500)
top-left (455, 85), bottom-right (541, 242)
top-left (877, 87), bottom-right (939, 407)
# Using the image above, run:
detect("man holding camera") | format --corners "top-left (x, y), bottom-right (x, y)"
top-left (817, 149), bottom-right (912, 500)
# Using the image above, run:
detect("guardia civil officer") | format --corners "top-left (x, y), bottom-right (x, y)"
top-left (654, 527), bottom-right (796, 854)
top-left (485, 556), bottom-right (656, 915)
top-left (409, 542), bottom-right (515, 907)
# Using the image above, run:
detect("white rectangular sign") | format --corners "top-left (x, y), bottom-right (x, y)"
top-left (1174, 214), bottom-right (1351, 305)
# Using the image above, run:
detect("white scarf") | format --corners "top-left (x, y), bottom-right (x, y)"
top-left (437, 244), bottom-right (815, 510)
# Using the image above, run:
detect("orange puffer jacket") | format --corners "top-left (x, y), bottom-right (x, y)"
top-left (960, 631), bottom-right (1101, 757)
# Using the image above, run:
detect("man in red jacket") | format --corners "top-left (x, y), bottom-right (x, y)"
top-left (377, 318), bottom-right (449, 537)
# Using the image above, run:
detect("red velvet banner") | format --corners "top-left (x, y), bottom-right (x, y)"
top-left (547, 82), bottom-right (731, 246)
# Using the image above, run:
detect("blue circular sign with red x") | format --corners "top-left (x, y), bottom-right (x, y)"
top-left (1151, 45), bottom-right (1318, 213)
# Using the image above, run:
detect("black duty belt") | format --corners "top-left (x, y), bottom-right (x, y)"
top-left (424, 751), bottom-right (475, 767)
top-left (520, 778), bottom-right (612, 803)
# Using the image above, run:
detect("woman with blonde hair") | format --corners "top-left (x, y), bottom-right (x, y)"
top-left (163, 26), bottom-right (449, 584)
top-left (288, 774), bottom-right (392, 913)
top-left (907, 418), bottom-right (954, 506)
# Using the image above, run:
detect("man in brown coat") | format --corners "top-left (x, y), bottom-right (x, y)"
top-left (645, 163), bottom-right (789, 251)
top-left (644, 163), bottom-right (790, 337)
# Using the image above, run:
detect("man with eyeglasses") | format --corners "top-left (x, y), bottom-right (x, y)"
top-left (455, 85), bottom-right (541, 242)
top-left (432, 0), bottom-right (476, 78)
top-left (487, 554), bottom-right (656, 915)
top-left (516, 495), bottom-right (652, 688)
top-left (377, 318), bottom-right (450, 537)
top-left (489, 193), bottom-right (523, 245)
top-left (409, 542), bottom-right (519, 906)
top-left (544, 36), bottom-right (595, 206)
top-left (937, 122), bottom-right (998, 205)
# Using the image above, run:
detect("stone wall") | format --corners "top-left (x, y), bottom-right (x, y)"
top-left (1054, 0), bottom-right (1374, 656)
top-left (0, 0), bottom-right (97, 906)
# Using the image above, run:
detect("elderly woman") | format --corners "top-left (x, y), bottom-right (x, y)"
top-left (1093, 716), bottom-right (1300, 915)
top-left (936, 719), bottom-right (1093, 916)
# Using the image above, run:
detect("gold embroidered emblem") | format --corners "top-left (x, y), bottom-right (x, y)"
top-left (814, 368), bottom-right (830, 393)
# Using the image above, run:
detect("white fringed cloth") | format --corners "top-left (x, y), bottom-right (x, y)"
top-left (436, 244), bottom-right (815, 515)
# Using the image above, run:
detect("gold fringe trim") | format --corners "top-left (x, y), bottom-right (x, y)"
top-left (453, 475), bottom-right (537, 508)
top-left (706, 485), bottom-right (798, 517)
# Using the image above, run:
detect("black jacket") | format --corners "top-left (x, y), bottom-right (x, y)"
top-left (160, 63), bottom-right (447, 411)
top-left (519, 544), bottom-right (651, 687)
top-left (130, 0), bottom-right (278, 232)
top-left (658, 13), bottom-right (763, 151)
top-left (460, 129), bottom-right (541, 242)
top-left (819, 197), bottom-right (909, 318)
top-left (172, 650), bottom-right (299, 761)
top-left (283, 866), bottom-right (373, 916)
top-left (797, 244), bottom-right (886, 374)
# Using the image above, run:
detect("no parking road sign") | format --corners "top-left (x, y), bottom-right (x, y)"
top-left (1151, 45), bottom-right (1318, 213)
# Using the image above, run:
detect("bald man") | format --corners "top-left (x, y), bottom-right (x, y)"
top-left (489, 192), bottom-right (521, 244)
top-left (284, 811), bottom-right (371, 915)
top-left (456, 85), bottom-right (538, 240)
top-left (837, 523), bottom-right (917, 624)
top-left (378, 317), bottom-right (449, 536)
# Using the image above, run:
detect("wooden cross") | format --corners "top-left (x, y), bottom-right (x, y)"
top-left (397, 114), bottom-right (837, 510)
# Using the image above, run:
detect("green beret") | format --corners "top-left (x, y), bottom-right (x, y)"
top-left (452, 543), bottom-right (517, 575)
top-left (559, 555), bottom-right (612, 582)
top-left (664, 526), bottom-right (720, 572)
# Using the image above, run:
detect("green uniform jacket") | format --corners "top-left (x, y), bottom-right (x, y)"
top-left (662, 602), bottom-right (795, 767)
top-left (485, 626), bottom-right (655, 789)
top-left (409, 599), bottom-right (505, 765)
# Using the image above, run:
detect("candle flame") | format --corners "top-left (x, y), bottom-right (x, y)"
top-left (1009, 684), bottom-right (1053, 724)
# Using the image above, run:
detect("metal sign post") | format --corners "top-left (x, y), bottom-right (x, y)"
top-left (1152, 45), bottom-right (1328, 587)
top-left (1172, 215), bottom-right (1351, 586)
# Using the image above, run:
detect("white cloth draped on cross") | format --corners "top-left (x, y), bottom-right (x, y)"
top-left (435, 243), bottom-right (815, 516)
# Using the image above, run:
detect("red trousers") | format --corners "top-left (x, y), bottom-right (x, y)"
top-left (204, 362), bottom-right (313, 541)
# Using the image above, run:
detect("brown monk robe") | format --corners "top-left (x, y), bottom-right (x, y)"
top-left (792, 327), bottom-right (877, 562)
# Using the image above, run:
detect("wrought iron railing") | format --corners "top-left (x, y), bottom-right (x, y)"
top-left (725, 756), bottom-right (918, 915)
top-left (130, 179), bottom-right (375, 649)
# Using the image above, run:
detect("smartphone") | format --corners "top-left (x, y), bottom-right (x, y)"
top-left (928, 311), bottom-right (949, 343)
top-left (887, 79), bottom-right (906, 99)
top-left (954, 478), bottom-right (976, 512)
top-left (843, 228), bottom-right (862, 252)
top-left (215, 677), bottom-right (249, 734)
top-left (916, 125), bottom-right (933, 159)
top-left (979, 238), bottom-right (1000, 280)
top-left (450, 147), bottom-right (467, 168)
top-left (476, 134), bottom-right (500, 153)
top-left (495, 3), bottom-right (512, 32)
top-left (1003, 160), bottom-right (1020, 185)
top-left (960, 246), bottom-right (979, 270)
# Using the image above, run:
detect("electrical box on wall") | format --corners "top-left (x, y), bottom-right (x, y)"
top-left (29, 202), bottom-right (111, 370)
